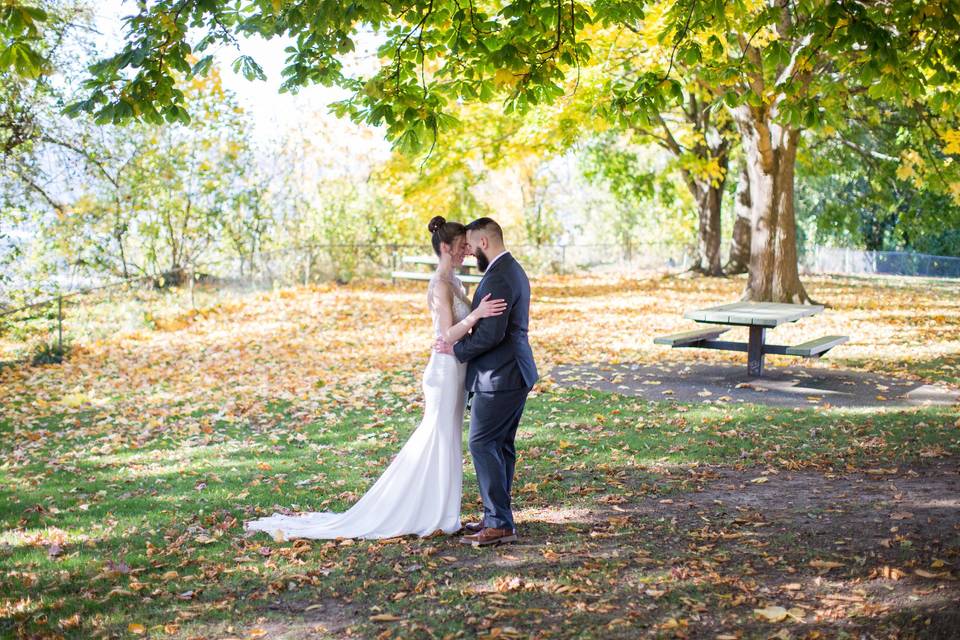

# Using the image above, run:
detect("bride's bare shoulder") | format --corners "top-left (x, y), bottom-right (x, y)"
top-left (428, 274), bottom-right (455, 303)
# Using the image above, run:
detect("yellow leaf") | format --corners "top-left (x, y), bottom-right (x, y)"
top-left (943, 129), bottom-right (960, 155)
top-left (248, 629), bottom-right (269, 638)
top-left (750, 476), bottom-right (769, 484)
top-left (754, 605), bottom-right (788, 622)
top-left (128, 623), bottom-right (146, 634)
top-left (62, 393), bottom-right (90, 407)
top-left (660, 617), bottom-right (680, 629)
top-left (493, 69), bottom-right (517, 89)
top-left (809, 559), bottom-right (844, 569)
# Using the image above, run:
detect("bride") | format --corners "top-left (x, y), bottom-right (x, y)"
top-left (245, 216), bottom-right (505, 540)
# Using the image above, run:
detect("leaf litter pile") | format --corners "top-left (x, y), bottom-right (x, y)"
top-left (1, 273), bottom-right (958, 639)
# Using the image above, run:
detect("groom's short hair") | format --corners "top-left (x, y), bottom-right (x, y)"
top-left (465, 217), bottom-right (503, 242)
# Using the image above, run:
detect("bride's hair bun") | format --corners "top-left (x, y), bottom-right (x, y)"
top-left (428, 216), bottom-right (446, 234)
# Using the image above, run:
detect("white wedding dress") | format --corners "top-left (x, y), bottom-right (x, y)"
top-left (245, 274), bottom-right (470, 540)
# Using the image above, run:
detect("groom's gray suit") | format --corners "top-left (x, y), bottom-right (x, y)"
top-left (453, 252), bottom-right (538, 531)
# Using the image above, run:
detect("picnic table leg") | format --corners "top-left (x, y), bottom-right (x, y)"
top-left (747, 326), bottom-right (766, 377)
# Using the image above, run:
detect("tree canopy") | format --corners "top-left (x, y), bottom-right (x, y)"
top-left (10, 0), bottom-right (960, 302)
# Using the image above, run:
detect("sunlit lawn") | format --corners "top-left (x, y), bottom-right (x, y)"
top-left (1, 273), bottom-right (958, 638)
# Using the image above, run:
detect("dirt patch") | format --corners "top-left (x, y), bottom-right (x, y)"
top-left (510, 459), bottom-right (960, 638)
top-left (252, 462), bottom-right (959, 639)
top-left (229, 597), bottom-right (364, 639)
top-left (550, 362), bottom-right (960, 409)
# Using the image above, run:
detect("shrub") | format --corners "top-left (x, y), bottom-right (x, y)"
top-left (31, 339), bottom-right (70, 365)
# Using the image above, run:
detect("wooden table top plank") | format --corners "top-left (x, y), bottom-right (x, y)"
top-left (684, 301), bottom-right (824, 327)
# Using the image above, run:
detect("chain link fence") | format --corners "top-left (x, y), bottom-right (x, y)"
top-left (0, 242), bottom-right (687, 365)
top-left (191, 242), bottom-right (691, 289)
top-left (801, 246), bottom-right (960, 279)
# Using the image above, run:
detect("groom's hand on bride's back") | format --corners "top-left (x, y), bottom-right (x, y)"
top-left (434, 338), bottom-right (454, 355)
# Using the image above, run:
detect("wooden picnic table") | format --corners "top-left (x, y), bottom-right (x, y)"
top-left (656, 301), bottom-right (848, 377)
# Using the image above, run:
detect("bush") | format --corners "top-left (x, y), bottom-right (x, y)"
top-left (31, 338), bottom-right (70, 365)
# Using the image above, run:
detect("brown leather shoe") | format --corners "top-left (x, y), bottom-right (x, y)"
top-left (460, 527), bottom-right (518, 547)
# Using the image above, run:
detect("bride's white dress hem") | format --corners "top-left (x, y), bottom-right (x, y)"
top-left (244, 274), bottom-right (470, 540)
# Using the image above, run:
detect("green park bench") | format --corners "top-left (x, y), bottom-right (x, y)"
top-left (391, 255), bottom-right (483, 292)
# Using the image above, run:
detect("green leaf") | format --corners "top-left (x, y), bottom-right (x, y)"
top-left (232, 55), bottom-right (266, 82)
top-left (191, 55), bottom-right (214, 78)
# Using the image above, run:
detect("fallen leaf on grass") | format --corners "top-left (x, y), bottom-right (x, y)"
top-left (493, 576), bottom-right (524, 592)
top-left (59, 614), bottom-right (81, 629)
top-left (754, 605), bottom-right (788, 622)
top-left (127, 623), bottom-right (146, 634)
top-left (875, 566), bottom-right (906, 580)
top-left (659, 617), bottom-right (687, 630)
top-left (750, 477), bottom-right (769, 484)
top-left (890, 511), bottom-right (914, 520)
top-left (914, 569), bottom-right (953, 579)
top-left (248, 630), bottom-right (269, 638)
top-left (370, 614), bottom-right (403, 622)
top-left (809, 559), bottom-right (844, 570)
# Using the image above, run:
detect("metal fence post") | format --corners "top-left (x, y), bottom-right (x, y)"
top-left (57, 296), bottom-right (63, 354)
top-left (189, 267), bottom-right (196, 309)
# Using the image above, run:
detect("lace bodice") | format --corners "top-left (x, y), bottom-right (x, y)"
top-left (428, 273), bottom-right (472, 338)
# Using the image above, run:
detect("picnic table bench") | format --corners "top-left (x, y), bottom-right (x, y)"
top-left (655, 301), bottom-right (848, 377)
top-left (391, 255), bottom-right (483, 291)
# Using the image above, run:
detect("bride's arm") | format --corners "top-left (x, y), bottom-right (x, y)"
top-left (433, 281), bottom-right (505, 344)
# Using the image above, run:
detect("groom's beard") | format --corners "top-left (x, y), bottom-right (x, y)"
top-left (474, 248), bottom-right (490, 273)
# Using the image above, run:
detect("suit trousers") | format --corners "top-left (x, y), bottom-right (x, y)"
top-left (468, 387), bottom-right (530, 531)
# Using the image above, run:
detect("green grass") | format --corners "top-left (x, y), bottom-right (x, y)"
top-left (1, 384), bottom-right (958, 639)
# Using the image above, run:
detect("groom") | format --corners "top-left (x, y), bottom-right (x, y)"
top-left (435, 217), bottom-right (538, 547)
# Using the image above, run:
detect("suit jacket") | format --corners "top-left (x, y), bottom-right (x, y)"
top-left (453, 253), bottom-right (538, 392)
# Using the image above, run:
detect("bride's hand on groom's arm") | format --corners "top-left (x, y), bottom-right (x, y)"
top-left (453, 276), bottom-right (514, 362)
top-left (434, 338), bottom-right (454, 355)
top-left (471, 293), bottom-right (507, 322)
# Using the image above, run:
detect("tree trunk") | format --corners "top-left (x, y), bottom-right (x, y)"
top-left (725, 160), bottom-right (751, 275)
top-left (114, 228), bottom-right (130, 279)
top-left (693, 180), bottom-right (724, 276)
top-left (733, 107), bottom-right (812, 303)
